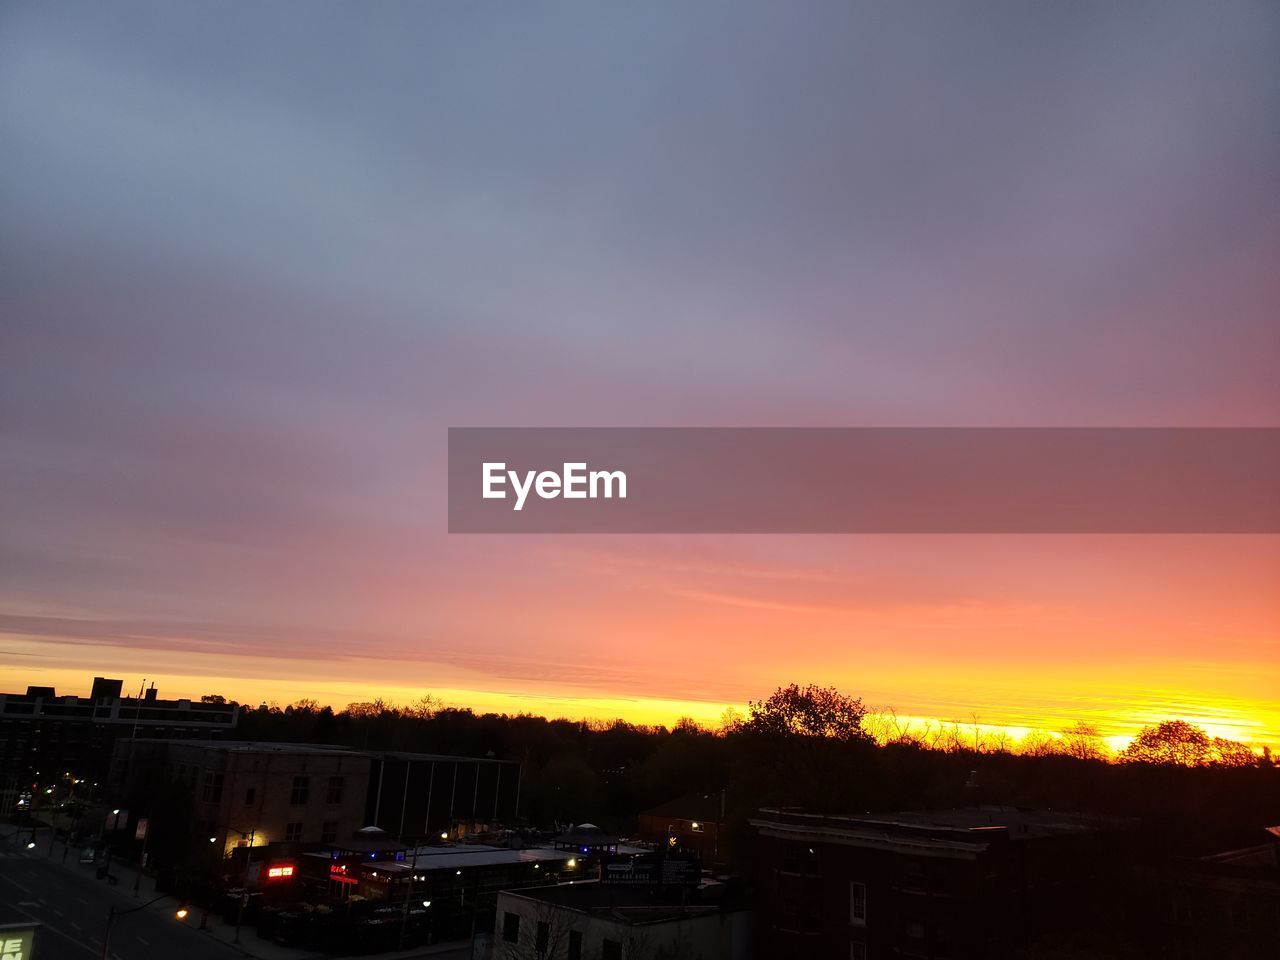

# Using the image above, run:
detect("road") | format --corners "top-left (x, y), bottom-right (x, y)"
top-left (0, 845), bottom-right (235, 960)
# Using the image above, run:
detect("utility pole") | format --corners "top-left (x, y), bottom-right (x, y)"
top-left (101, 894), bottom-right (175, 960)
top-left (232, 826), bottom-right (255, 943)
top-left (398, 842), bottom-right (421, 949)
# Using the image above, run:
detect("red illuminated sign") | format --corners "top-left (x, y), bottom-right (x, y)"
top-left (329, 863), bottom-right (357, 885)
top-left (266, 865), bottom-right (295, 879)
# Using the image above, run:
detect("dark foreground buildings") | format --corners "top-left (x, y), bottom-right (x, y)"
top-left (750, 805), bottom-right (1130, 960)
top-left (0, 676), bottom-right (238, 807)
top-left (1160, 829), bottom-right (1280, 959)
top-left (109, 738), bottom-right (521, 859)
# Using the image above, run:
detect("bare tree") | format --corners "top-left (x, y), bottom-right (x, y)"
top-left (497, 899), bottom-right (581, 960)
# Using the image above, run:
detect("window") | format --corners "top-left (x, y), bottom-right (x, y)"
top-left (285, 822), bottom-right (303, 843)
top-left (321, 820), bottom-right (338, 844)
top-left (602, 940), bottom-right (622, 960)
top-left (850, 881), bottom-right (867, 925)
top-left (244, 787), bottom-right (256, 805)
top-left (290, 775), bottom-right (310, 805)
top-left (201, 771), bottom-right (224, 803)
top-left (850, 944), bottom-right (867, 960)
top-left (536, 920), bottom-right (549, 954)
top-left (906, 921), bottom-right (924, 939)
top-left (502, 912), bottom-right (520, 943)
top-left (326, 775), bottom-right (345, 804)
top-left (568, 930), bottom-right (583, 960)
top-left (690, 821), bottom-right (705, 833)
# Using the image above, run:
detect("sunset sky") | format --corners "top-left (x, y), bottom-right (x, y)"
top-left (2, 3), bottom-right (1278, 748)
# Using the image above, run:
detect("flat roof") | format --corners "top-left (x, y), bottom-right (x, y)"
top-left (750, 805), bottom-right (1122, 855)
top-left (305, 843), bottom-right (581, 870)
top-left (122, 740), bottom-right (516, 764)
top-left (125, 739), bottom-right (356, 755)
top-left (504, 880), bottom-right (740, 924)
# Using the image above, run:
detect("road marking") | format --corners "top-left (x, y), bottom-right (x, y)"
top-left (1, 874), bottom-right (35, 894)
top-left (136, 935), bottom-right (150, 945)
top-left (0, 897), bottom-right (98, 957)
top-left (69, 920), bottom-right (82, 930)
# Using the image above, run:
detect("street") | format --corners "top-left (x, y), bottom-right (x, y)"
top-left (0, 845), bottom-right (234, 960)
top-left (0, 837), bottom-right (475, 960)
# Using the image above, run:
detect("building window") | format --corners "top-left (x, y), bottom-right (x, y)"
top-left (850, 944), bottom-right (867, 960)
top-left (321, 821), bottom-right (338, 844)
top-left (201, 771), bottom-right (224, 803)
top-left (906, 920), bottom-right (924, 939)
top-left (290, 775), bottom-right (310, 805)
top-left (502, 912), bottom-right (520, 943)
top-left (326, 775), bottom-right (345, 804)
top-left (244, 787), bottom-right (256, 805)
top-left (602, 939), bottom-right (622, 960)
top-left (568, 930), bottom-right (583, 960)
top-left (690, 821), bottom-right (705, 833)
top-left (850, 881), bottom-right (867, 925)
top-left (536, 920), bottom-right (549, 954)
top-left (285, 822), bottom-right (303, 843)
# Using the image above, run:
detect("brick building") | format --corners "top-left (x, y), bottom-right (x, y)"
top-left (112, 739), bottom-right (372, 858)
top-left (750, 805), bottom-right (1128, 960)
top-left (109, 739), bottom-right (523, 862)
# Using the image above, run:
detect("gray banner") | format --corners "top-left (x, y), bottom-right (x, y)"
top-left (447, 428), bottom-right (1280, 533)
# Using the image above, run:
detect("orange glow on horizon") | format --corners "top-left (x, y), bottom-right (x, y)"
top-left (3, 662), bottom-right (1275, 754)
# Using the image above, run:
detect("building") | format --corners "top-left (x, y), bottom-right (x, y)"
top-left (301, 835), bottom-right (598, 942)
top-left (0, 676), bottom-right (238, 809)
top-left (493, 878), bottom-right (751, 960)
top-left (1160, 828), bottom-right (1280, 958)
top-left (363, 751), bottom-right (521, 839)
top-left (112, 739), bottom-right (373, 858)
top-left (749, 805), bottom-right (1129, 960)
top-left (640, 792), bottom-right (730, 866)
top-left (109, 739), bottom-right (523, 864)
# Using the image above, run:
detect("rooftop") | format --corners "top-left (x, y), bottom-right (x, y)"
top-left (751, 805), bottom-right (1123, 855)
top-left (504, 880), bottom-right (742, 925)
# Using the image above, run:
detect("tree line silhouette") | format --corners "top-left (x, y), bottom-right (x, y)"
top-left (219, 682), bottom-right (1278, 864)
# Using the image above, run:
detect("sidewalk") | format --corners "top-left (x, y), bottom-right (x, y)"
top-left (1, 825), bottom-right (474, 960)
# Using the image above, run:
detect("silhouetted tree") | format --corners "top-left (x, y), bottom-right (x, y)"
top-left (1060, 722), bottom-right (1109, 761)
top-left (742, 683), bottom-right (869, 741)
top-left (1119, 720), bottom-right (1211, 766)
